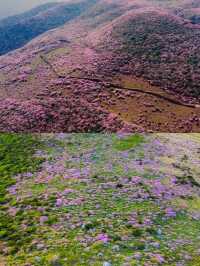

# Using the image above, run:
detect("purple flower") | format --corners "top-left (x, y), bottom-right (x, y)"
top-left (56, 198), bottom-right (63, 207)
top-left (63, 175), bottom-right (70, 179)
top-left (7, 185), bottom-right (17, 195)
top-left (96, 233), bottom-right (109, 243)
top-left (8, 207), bottom-right (18, 216)
top-left (40, 216), bottom-right (48, 224)
top-left (152, 254), bottom-right (165, 264)
top-left (143, 218), bottom-right (153, 226)
top-left (134, 252), bottom-right (141, 260)
top-left (131, 176), bottom-right (142, 184)
top-left (165, 207), bottom-right (176, 218)
top-left (63, 189), bottom-right (74, 195)
top-left (25, 172), bottom-right (33, 178)
top-left (37, 207), bottom-right (45, 212)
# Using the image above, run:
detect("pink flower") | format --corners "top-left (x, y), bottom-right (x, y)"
top-left (131, 176), bottom-right (142, 184)
top-left (96, 233), bottom-right (109, 243)
top-left (165, 207), bottom-right (176, 218)
top-left (40, 216), bottom-right (48, 224)
top-left (7, 185), bottom-right (17, 195)
top-left (56, 198), bottom-right (63, 207)
top-left (152, 254), bottom-right (165, 264)
top-left (63, 189), bottom-right (74, 195)
top-left (7, 207), bottom-right (19, 216)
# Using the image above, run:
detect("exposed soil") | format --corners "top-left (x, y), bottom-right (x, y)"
top-left (103, 76), bottom-right (200, 132)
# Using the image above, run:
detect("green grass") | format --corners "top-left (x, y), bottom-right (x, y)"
top-left (114, 134), bottom-right (144, 151)
top-left (0, 134), bottom-right (43, 202)
top-left (0, 134), bottom-right (44, 252)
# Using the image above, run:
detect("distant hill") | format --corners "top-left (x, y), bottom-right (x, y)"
top-left (0, 2), bottom-right (58, 26)
top-left (0, 0), bottom-right (56, 19)
top-left (0, 0), bottom-right (97, 55)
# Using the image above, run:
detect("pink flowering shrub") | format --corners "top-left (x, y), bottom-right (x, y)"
top-left (0, 97), bottom-right (128, 132)
top-left (97, 7), bottom-right (200, 97)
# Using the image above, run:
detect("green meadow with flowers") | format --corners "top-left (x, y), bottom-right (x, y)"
top-left (0, 133), bottom-right (200, 266)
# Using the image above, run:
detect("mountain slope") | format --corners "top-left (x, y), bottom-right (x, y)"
top-left (0, 0), bottom-right (200, 132)
top-left (91, 7), bottom-right (200, 97)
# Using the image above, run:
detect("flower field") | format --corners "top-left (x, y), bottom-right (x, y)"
top-left (0, 133), bottom-right (200, 265)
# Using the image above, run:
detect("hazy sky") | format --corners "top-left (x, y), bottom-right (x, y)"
top-left (0, 0), bottom-right (60, 19)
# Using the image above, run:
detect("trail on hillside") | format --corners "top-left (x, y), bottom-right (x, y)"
top-left (40, 55), bottom-right (198, 109)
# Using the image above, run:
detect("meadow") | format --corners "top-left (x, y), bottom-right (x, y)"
top-left (0, 133), bottom-right (200, 265)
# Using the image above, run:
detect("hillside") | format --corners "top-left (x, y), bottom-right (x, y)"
top-left (89, 5), bottom-right (200, 97)
top-left (0, 0), bottom-right (200, 132)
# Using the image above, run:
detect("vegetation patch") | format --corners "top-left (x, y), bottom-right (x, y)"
top-left (114, 134), bottom-right (144, 151)
top-left (0, 134), bottom-right (44, 253)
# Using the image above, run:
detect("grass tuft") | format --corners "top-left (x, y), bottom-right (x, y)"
top-left (114, 134), bottom-right (144, 151)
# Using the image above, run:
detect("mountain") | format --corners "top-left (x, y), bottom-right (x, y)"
top-left (0, 0), bottom-right (97, 55)
top-left (92, 7), bottom-right (200, 97)
top-left (0, 0), bottom-right (200, 132)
